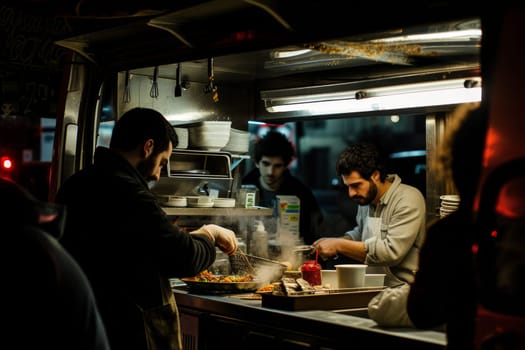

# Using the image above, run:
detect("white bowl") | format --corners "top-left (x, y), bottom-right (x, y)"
top-left (186, 196), bottom-right (214, 207)
top-left (158, 195), bottom-right (187, 207)
top-left (213, 198), bottom-right (236, 208)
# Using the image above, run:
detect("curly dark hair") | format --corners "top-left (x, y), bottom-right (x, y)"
top-left (253, 131), bottom-right (295, 165)
top-left (336, 143), bottom-right (387, 181)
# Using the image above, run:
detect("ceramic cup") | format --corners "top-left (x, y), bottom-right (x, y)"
top-left (321, 270), bottom-right (338, 289)
top-left (335, 264), bottom-right (368, 289)
top-left (364, 273), bottom-right (386, 287)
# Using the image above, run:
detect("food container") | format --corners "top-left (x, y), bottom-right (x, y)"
top-left (212, 197), bottom-right (236, 208)
top-left (335, 264), bottom-right (368, 288)
top-left (237, 184), bottom-right (259, 208)
top-left (321, 270), bottom-right (338, 289)
top-left (186, 195), bottom-right (214, 207)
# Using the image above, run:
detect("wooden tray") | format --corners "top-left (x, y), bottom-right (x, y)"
top-left (260, 287), bottom-right (384, 311)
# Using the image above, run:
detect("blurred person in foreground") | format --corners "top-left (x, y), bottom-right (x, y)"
top-left (56, 108), bottom-right (238, 350)
top-left (242, 130), bottom-right (324, 245)
top-left (407, 103), bottom-right (486, 349)
top-left (312, 142), bottom-right (426, 287)
top-left (0, 177), bottom-right (110, 350)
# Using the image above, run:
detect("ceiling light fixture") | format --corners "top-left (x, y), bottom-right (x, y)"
top-left (372, 29), bottom-right (482, 43)
top-left (261, 77), bottom-right (482, 115)
top-left (272, 48), bottom-right (312, 58)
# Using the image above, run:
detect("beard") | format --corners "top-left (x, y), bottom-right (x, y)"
top-left (352, 180), bottom-right (377, 205)
top-left (136, 154), bottom-right (157, 182)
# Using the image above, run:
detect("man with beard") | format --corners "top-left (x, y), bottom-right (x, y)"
top-left (55, 107), bottom-right (238, 350)
top-left (312, 143), bottom-right (425, 287)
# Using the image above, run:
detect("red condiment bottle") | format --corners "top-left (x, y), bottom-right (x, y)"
top-left (300, 260), bottom-right (322, 286)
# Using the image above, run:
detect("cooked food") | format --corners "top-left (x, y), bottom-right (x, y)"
top-left (256, 283), bottom-right (278, 293)
top-left (187, 269), bottom-right (255, 283)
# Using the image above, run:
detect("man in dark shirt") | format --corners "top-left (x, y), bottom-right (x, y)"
top-left (56, 108), bottom-right (238, 349)
top-left (242, 130), bottom-right (323, 245)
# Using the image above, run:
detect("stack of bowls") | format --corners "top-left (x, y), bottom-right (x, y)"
top-left (188, 121), bottom-right (231, 151)
top-left (439, 194), bottom-right (460, 217)
top-left (222, 128), bottom-right (250, 154)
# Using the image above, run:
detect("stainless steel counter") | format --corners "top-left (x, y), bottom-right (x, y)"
top-left (172, 288), bottom-right (446, 349)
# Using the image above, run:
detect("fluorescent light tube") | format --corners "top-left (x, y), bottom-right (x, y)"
top-left (263, 78), bottom-right (481, 115)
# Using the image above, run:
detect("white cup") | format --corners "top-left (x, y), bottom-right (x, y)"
top-left (335, 264), bottom-right (368, 289)
top-left (364, 273), bottom-right (386, 287)
top-left (321, 270), bottom-right (338, 289)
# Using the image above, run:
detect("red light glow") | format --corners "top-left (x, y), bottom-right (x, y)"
top-left (1, 156), bottom-right (13, 171)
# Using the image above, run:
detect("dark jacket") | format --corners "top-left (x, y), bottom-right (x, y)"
top-left (242, 168), bottom-right (323, 245)
top-left (406, 209), bottom-right (478, 350)
top-left (56, 147), bottom-right (216, 350)
top-left (5, 226), bottom-right (111, 350)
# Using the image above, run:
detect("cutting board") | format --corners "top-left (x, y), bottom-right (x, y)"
top-left (260, 287), bottom-right (384, 311)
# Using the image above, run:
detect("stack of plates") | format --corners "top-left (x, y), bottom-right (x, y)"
top-left (222, 128), bottom-right (250, 154)
top-left (157, 195), bottom-right (187, 207)
top-left (439, 194), bottom-right (460, 217)
top-left (188, 121), bottom-right (231, 151)
top-left (173, 127), bottom-right (189, 149)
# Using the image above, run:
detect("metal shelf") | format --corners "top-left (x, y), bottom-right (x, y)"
top-left (162, 206), bottom-right (273, 217)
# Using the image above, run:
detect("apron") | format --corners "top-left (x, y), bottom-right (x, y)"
top-left (363, 214), bottom-right (405, 287)
top-left (136, 276), bottom-right (183, 350)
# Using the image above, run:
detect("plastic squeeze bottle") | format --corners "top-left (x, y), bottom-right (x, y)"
top-left (252, 220), bottom-right (269, 258)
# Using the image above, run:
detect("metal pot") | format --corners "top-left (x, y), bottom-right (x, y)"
top-left (292, 245), bottom-right (315, 270)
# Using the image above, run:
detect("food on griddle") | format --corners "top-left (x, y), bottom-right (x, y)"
top-left (188, 269), bottom-right (255, 282)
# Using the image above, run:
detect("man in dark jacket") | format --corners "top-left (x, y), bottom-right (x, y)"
top-left (1, 177), bottom-right (110, 350)
top-left (56, 108), bottom-right (238, 350)
top-left (242, 130), bottom-right (323, 245)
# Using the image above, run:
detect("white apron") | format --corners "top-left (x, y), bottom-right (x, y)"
top-left (363, 215), bottom-right (404, 287)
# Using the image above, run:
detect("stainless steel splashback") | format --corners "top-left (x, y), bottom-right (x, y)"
top-left (151, 149), bottom-right (233, 197)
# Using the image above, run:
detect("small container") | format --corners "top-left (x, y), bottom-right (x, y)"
top-left (300, 260), bottom-right (322, 286)
top-left (238, 184), bottom-right (259, 208)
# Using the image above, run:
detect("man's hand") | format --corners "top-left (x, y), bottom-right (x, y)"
top-left (312, 237), bottom-right (340, 260)
top-left (191, 224), bottom-right (238, 255)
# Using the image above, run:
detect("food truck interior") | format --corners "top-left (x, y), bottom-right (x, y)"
top-left (1, 2), bottom-right (524, 349)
